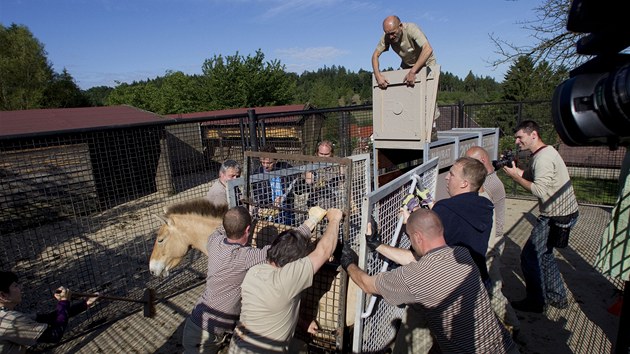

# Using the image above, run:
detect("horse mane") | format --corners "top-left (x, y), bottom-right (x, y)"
top-left (164, 199), bottom-right (228, 218)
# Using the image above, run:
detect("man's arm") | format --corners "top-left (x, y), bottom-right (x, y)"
top-left (308, 208), bottom-right (343, 273)
top-left (374, 244), bottom-right (416, 265)
top-left (503, 162), bottom-right (532, 192)
top-left (303, 206), bottom-right (327, 232)
top-left (340, 245), bottom-right (379, 295)
top-left (372, 48), bottom-right (389, 89)
top-left (404, 41), bottom-right (433, 86)
top-left (366, 212), bottom-right (416, 265)
top-left (346, 264), bottom-right (379, 295)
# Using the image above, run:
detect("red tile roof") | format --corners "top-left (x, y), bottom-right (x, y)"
top-left (0, 105), bottom-right (172, 138)
top-left (167, 104), bottom-right (313, 126)
top-left (167, 104), bottom-right (308, 119)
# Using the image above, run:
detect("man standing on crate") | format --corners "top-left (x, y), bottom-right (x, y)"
top-left (372, 15), bottom-right (436, 89)
top-left (372, 15), bottom-right (440, 140)
top-left (503, 120), bottom-right (579, 313)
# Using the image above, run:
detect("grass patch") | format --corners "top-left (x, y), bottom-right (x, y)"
top-left (571, 177), bottom-right (618, 205)
top-left (496, 172), bottom-right (618, 206)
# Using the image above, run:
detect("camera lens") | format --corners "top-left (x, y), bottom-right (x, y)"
top-left (552, 63), bottom-right (630, 147)
top-left (596, 63), bottom-right (630, 124)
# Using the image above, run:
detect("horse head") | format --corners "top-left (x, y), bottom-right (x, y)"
top-left (149, 214), bottom-right (193, 277)
top-left (149, 199), bottom-right (227, 277)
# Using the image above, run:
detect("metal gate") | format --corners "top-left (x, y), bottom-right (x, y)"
top-left (227, 152), bottom-right (371, 352)
top-left (352, 157), bottom-right (438, 352)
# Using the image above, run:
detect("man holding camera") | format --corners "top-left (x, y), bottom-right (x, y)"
top-left (503, 120), bottom-right (579, 313)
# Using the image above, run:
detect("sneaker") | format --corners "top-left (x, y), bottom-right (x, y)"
top-left (511, 299), bottom-right (544, 313)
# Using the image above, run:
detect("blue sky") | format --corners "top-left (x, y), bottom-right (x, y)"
top-left (1, 0), bottom-right (539, 90)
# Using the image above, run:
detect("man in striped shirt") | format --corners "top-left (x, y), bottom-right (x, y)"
top-left (466, 146), bottom-right (520, 333)
top-left (342, 209), bottom-right (518, 354)
top-left (182, 205), bottom-right (327, 354)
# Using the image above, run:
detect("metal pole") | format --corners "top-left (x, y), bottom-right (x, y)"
top-left (239, 116), bottom-right (247, 152)
top-left (247, 109), bottom-right (258, 152)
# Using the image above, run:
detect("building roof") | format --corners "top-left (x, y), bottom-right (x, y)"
top-left (557, 144), bottom-right (627, 169)
top-left (167, 104), bottom-right (313, 126)
top-left (0, 105), bottom-right (172, 138)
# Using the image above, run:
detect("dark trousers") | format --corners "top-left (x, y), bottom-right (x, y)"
top-left (520, 214), bottom-right (577, 307)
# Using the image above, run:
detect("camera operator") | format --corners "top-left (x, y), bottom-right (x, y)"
top-left (503, 120), bottom-right (579, 313)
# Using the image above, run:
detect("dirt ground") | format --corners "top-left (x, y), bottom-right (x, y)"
top-left (51, 198), bottom-right (623, 354)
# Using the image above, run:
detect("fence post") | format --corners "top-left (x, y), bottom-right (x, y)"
top-left (340, 111), bottom-right (350, 156)
top-left (458, 100), bottom-right (465, 128)
top-left (155, 129), bottom-right (175, 195)
top-left (248, 109), bottom-right (258, 151)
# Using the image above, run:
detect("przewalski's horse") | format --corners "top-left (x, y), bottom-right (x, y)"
top-left (149, 199), bottom-right (228, 277)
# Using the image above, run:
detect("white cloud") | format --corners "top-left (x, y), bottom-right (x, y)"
top-left (276, 46), bottom-right (349, 62)
top-left (259, 0), bottom-right (376, 19)
top-left (261, 0), bottom-right (339, 18)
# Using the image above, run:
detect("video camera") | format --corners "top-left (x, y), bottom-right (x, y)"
top-left (551, 0), bottom-right (630, 149)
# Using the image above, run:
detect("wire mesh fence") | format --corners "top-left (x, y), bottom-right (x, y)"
top-left (351, 157), bottom-right (438, 353)
top-left (225, 151), bottom-right (371, 351)
top-left (0, 100), bottom-right (624, 351)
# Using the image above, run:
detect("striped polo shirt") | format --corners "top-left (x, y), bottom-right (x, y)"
top-left (190, 224), bottom-right (311, 334)
top-left (375, 246), bottom-right (515, 353)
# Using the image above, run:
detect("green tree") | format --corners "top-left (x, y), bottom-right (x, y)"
top-left (84, 86), bottom-right (114, 106)
top-left (438, 71), bottom-right (501, 104)
top-left (502, 56), bottom-right (537, 101)
top-left (0, 23), bottom-right (54, 110)
top-left (502, 56), bottom-right (567, 101)
top-left (107, 80), bottom-right (158, 110)
top-left (294, 65), bottom-right (372, 107)
top-left (41, 68), bottom-right (90, 108)
top-left (106, 72), bottom-right (208, 114)
top-left (439, 71), bottom-right (464, 93)
top-left (202, 49), bottom-right (295, 109)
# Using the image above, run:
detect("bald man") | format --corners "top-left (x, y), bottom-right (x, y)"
top-left (372, 15), bottom-right (437, 89)
top-left (341, 209), bottom-right (518, 354)
top-left (372, 15), bottom-right (440, 141)
top-left (466, 146), bottom-right (520, 334)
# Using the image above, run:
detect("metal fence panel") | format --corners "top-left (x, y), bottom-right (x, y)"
top-left (226, 152), bottom-right (371, 351)
top-left (352, 157), bottom-right (438, 353)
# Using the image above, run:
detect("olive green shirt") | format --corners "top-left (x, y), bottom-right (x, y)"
top-left (376, 22), bottom-right (437, 68)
